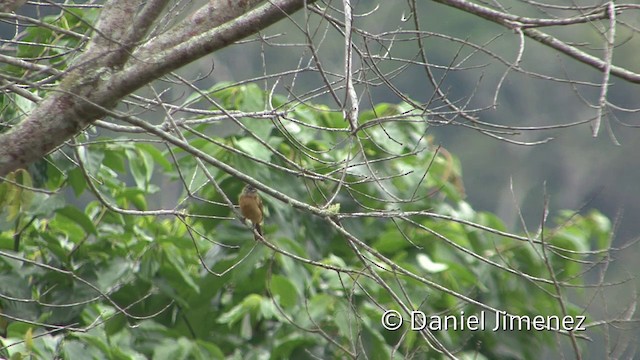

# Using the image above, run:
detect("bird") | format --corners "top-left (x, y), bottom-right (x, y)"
top-left (238, 184), bottom-right (263, 240)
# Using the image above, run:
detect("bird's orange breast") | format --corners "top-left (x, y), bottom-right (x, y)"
top-left (239, 195), bottom-right (263, 224)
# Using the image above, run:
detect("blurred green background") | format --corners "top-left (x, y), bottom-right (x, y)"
top-left (191, 0), bottom-right (640, 249)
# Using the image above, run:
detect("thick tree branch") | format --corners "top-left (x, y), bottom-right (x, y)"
top-left (0, 0), bottom-right (313, 177)
top-left (134, 0), bottom-right (265, 59)
top-left (109, 0), bottom-right (315, 96)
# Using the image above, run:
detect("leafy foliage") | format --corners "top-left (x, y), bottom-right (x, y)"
top-left (0, 81), bottom-right (610, 359)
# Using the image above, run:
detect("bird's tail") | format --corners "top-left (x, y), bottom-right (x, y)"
top-left (254, 224), bottom-right (263, 241)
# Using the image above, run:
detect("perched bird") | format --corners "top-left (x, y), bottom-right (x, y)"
top-left (238, 184), bottom-right (263, 240)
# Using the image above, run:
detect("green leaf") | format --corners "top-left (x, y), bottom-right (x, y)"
top-left (126, 148), bottom-right (152, 190)
top-left (272, 334), bottom-right (318, 359)
top-left (0, 231), bottom-right (14, 250)
top-left (121, 188), bottom-right (148, 211)
top-left (217, 294), bottom-right (263, 326)
top-left (56, 205), bottom-right (96, 235)
top-left (138, 143), bottom-right (173, 172)
top-left (371, 228), bottom-right (409, 254)
top-left (234, 137), bottom-right (270, 162)
top-left (2, 170), bottom-right (34, 221)
top-left (25, 193), bottom-right (65, 218)
top-left (161, 243), bottom-right (200, 295)
top-left (361, 323), bottom-right (390, 360)
top-left (95, 258), bottom-right (132, 292)
top-left (269, 275), bottom-right (298, 309)
top-left (236, 83), bottom-right (265, 112)
top-left (67, 167), bottom-right (87, 196)
top-left (306, 294), bottom-right (335, 324)
top-left (153, 337), bottom-right (192, 360)
top-left (76, 144), bottom-right (104, 174)
top-left (103, 146), bottom-right (126, 173)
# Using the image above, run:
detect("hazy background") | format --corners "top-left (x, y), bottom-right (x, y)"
top-left (4, 0), bottom-right (638, 343)
top-left (202, 2), bottom-right (640, 326)
top-left (6, 0), bottom-right (638, 286)
top-left (13, 0), bottom-right (636, 270)
top-left (200, 0), bottom-right (640, 247)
